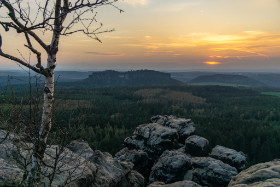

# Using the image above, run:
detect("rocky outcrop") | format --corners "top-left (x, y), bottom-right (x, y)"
top-left (1, 115), bottom-right (248, 187)
top-left (185, 135), bottom-right (210, 156)
top-left (124, 123), bottom-right (179, 158)
top-left (0, 141), bottom-right (97, 187)
top-left (151, 115), bottom-right (195, 142)
top-left (191, 157), bottom-right (238, 187)
top-left (67, 141), bottom-right (143, 187)
top-left (149, 150), bottom-right (191, 184)
top-left (0, 131), bottom-right (144, 187)
top-left (117, 115), bottom-right (246, 187)
top-left (210, 145), bottom-right (246, 171)
top-left (229, 159), bottom-right (280, 187)
top-left (147, 180), bottom-right (202, 187)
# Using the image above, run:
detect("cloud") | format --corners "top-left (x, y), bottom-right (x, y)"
top-left (120, 0), bottom-right (152, 6)
top-left (113, 30), bottom-right (280, 65)
top-left (85, 51), bottom-right (124, 56)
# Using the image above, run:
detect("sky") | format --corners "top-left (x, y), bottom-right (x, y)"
top-left (1, 0), bottom-right (280, 71)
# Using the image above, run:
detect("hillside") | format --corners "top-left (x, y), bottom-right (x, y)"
top-left (82, 70), bottom-right (182, 86)
top-left (247, 73), bottom-right (280, 87)
top-left (189, 74), bottom-right (264, 86)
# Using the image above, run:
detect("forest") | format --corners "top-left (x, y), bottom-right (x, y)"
top-left (1, 83), bottom-right (280, 166)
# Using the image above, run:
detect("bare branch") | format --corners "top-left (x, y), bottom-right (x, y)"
top-left (24, 33), bottom-right (43, 69)
top-left (0, 44), bottom-right (49, 76)
top-left (0, 0), bottom-right (49, 51)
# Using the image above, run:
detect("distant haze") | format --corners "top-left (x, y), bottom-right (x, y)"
top-left (1, 0), bottom-right (280, 71)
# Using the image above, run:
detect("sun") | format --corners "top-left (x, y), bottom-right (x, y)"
top-left (204, 61), bottom-right (221, 65)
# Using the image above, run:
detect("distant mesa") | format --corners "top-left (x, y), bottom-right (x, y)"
top-left (188, 74), bottom-right (265, 86)
top-left (83, 70), bottom-right (182, 86)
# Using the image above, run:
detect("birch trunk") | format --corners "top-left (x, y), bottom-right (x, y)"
top-left (29, 53), bottom-right (55, 186)
top-left (29, 0), bottom-right (61, 181)
top-left (29, 58), bottom-right (55, 186)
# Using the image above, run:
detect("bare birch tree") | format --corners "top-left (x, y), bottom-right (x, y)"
top-left (0, 0), bottom-right (120, 185)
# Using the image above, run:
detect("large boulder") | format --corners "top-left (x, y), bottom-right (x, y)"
top-left (134, 123), bottom-right (178, 149)
top-left (0, 136), bottom-right (143, 187)
top-left (0, 143), bottom-right (97, 187)
top-left (125, 123), bottom-right (179, 157)
top-left (191, 157), bottom-right (238, 187)
top-left (41, 145), bottom-right (97, 187)
top-left (115, 148), bottom-right (150, 177)
top-left (229, 159), bottom-right (280, 187)
top-left (151, 115), bottom-right (195, 142)
top-left (210, 145), bottom-right (246, 171)
top-left (185, 135), bottom-right (210, 156)
top-left (148, 180), bottom-right (202, 187)
top-left (149, 150), bottom-right (191, 184)
top-left (67, 141), bottom-right (144, 187)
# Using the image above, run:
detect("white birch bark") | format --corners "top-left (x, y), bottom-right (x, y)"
top-left (29, 13), bottom-right (61, 186)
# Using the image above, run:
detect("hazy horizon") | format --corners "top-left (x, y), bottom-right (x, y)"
top-left (1, 67), bottom-right (280, 73)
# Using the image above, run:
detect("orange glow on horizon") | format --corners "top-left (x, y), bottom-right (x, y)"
top-left (204, 61), bottom-right (221, 65)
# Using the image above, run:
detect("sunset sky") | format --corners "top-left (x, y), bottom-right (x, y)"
top-left (1, 0), bottom-right (280, 71)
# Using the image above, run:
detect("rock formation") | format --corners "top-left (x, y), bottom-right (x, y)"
top-left (116, 115), bottom-right (247, 187)
top-left (210, 145), bottom-right (247, 171)
top-left (0, 131), bottom-right (144, 187)
top-left (5, 115), bottom-right (278, 187)
top-left (149, 150), bottom-right (191, 184)
top-left (191, 157), bottom-right (237, 186)
top-left (229, 159), bottom-right (280, 187)
top-left (185, 135), bottom-right (210, 156)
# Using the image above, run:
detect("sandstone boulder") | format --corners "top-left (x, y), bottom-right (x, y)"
top-left (229, 159), bottom-right (280, 187)
top-left (125, 123), bottom-right (179, 158)
top-left (68, 141), bottom-right (139, 187)
top-left (0, 137), bottom-right (143, 187)
top-left (0, 143), bottom-right (97, 187)
top-left (185, 135), bottom-right (210, 156)
top-left (191, 157), bottom-right (238, 187)
top-left (210, 145), bottom-right (246, 171)
top-left (151, 115), bottom-right (195, 142)
top-left (149, 150), bottom-right (191, 184)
